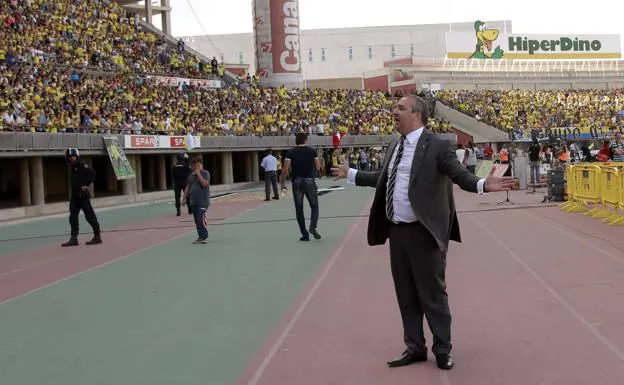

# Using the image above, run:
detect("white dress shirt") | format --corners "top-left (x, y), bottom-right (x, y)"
top-left (261, 154), bottom-right (278, 171)
top-left (347, 127), bottom-right (486, 223)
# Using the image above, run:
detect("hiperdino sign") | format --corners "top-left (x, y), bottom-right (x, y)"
top-left (445, 21), bottom-right (622, 59)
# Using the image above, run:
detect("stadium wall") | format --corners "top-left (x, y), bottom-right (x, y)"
top-left (178, 20), bottom-right (512, 81)
top-left (0, 133), bottom-right (400, 221)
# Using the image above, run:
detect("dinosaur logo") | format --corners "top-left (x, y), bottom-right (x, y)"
top-left (469, 20), bottom-right (504, 59)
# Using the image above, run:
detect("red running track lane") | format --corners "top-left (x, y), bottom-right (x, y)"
top-left (0, 201), bottom-right (261, 305)
top-left (236, 191), bottom-right (624, 385)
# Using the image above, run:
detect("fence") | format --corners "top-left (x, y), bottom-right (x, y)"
top-left (560, 162), bottom-right (624, 226)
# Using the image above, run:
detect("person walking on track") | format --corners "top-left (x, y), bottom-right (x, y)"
top-left (172, 152), bottom-right (192, 216)
top-left (281, 133), bottom-right (322, 241)
top-left (62, 148), bottom-right (103, 247)
top-left (183, 157), bottom-right (211, 244)
top-left (331, 95), bottom-right (514, 370)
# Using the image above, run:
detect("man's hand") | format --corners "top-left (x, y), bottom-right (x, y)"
top-left (484, 167), bottom-right (516, 192)
top-left (81, 186), bottom-right (89, 192)
top-left (330, 163), bottom-right (349, 180)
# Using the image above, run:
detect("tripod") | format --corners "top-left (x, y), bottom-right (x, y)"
top-left (497, 189), bottom-right (514, 204)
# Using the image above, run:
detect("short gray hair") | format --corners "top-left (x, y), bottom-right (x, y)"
top-left (405, 94), bottom-right (429, 125)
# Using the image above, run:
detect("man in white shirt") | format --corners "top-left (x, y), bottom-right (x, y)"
top-left (331, 95), bottom-right (514, 371)
top-left (260, 149), bottom-right (279, 201)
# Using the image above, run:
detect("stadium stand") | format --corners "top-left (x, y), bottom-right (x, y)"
top-left (0, 0), bottom-right (219, 77)
top-left (0, 62), bottom-right (409, 136)
top-left (436, 89), bottom-right (624, 137)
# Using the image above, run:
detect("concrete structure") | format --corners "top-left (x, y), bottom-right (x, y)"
top-left (177, 20), bottom-right (512, 83)
top-left (116, 0), bottom-right (172, 35)
top-left (364, 57), bottom-right (624, 94)
top-left (0, 133), bottom-right (398, 221)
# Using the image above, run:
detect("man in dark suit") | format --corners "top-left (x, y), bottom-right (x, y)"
top-left (331, 95), bottom-right (514, 370)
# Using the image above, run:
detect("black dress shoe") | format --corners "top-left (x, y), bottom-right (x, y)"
top-left (435, 354), bottom-right (454, 370)
top-left (387, 351), bottom-right (427, 367)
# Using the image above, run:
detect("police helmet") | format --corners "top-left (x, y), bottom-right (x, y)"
top-left (176, 152), bottom-right (189, 162)
top-left (65, 148), bottom-right (80, 158)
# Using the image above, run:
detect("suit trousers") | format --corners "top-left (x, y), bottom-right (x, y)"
top-left (389, 221), bottom-right (452, 356)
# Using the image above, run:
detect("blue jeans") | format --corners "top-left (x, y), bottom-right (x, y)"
top-left (292, 177), bottom-right (319, 237)
top-left (191, 205), bottom-right (209, 239)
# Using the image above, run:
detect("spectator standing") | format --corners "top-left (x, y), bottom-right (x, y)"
top-left (261, 149), bottom-right (279, 201)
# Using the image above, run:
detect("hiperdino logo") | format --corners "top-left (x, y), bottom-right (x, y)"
top-left (509, 36), bottom-right (602, 55)
top-left (446, 20), bottom-right (621, 60)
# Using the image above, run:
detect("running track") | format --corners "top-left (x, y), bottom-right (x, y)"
top-left (3, 189), bottom-right (624, 384)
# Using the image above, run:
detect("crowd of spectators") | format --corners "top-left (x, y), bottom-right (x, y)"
top-left (436, 89), bottom-right (624, 137)
top-left (0, 63), bottom-right (423, 136)
top-left (0, 0), bottom-right (215, 78)
top-left (0, 0), bottom-right (463, 137)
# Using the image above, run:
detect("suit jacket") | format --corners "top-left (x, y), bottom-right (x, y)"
top-left (355, 129), bottom-right (480, 253)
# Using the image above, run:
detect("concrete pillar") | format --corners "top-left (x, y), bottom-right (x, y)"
top-left (19, 158), bottom-right (31, 206)
top-left (245, 153), bottom-right (253, 182)
top-left (221, 152), bottom-right (233, 185)
top-left (251, 151), bottom-right (259, 182)
top-left (158, 155), bottom-right (167, 191)
top-left (0, 165), bottom-right (8, 193)
top-left (30, 157), bottom-right (45, 206)
top-left (121, 179), bottom-right (134, 195)
top-left (135, 154), bottom-right (143, 194)
top-left (147, 155), bottom-right (156, 190)
top-left (161, 0), bottom-right (171, 35)
top-left (144, 0), bottom-right (152, 24)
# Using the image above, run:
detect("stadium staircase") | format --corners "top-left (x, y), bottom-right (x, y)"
top-left (434, 101), bottom-right (509, 143)
top-left (139, 20), bottom-right (241, 87)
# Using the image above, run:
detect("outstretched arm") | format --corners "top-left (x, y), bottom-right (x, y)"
top-left (436, 141), bottom-right (482, 193)
top-left (331, 163), bottom-right (381, 187)
top-left (437, 140), bottom-right (515, 193)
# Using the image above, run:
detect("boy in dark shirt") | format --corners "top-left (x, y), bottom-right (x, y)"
top-left (184, 157), bottom-right (211, 244)
top-left (281, 133), bottom-right (322, 241)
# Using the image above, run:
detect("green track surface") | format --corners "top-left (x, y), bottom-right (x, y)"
top-left (0, 181), bottom-right (374, 385)
top-left (0, 201), bottom-right (175, 256)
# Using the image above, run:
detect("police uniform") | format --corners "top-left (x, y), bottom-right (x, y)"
top-left (62, 148), bottom-right (103, 247)
top-left (173, 152), bottom-right (192, 216)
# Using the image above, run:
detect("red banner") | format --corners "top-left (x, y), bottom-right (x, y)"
top-left (270, 0), bottom-right (302, 74)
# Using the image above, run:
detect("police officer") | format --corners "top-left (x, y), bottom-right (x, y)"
top-left (62, 148), bottom-right (103, 247)
top-left (172, 152), bottom-right (192, 216)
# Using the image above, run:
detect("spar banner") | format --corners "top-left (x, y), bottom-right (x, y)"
top-left (446, 20), bottom-right (621, 60)
top-left (124, 134), bottom-right (201, 150)
top-left (103, 136), bottom-right (135, 180)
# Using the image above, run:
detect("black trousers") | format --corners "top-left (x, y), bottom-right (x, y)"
top-left (69, 192), bottom-right (101, 238)
top-left (264, 170), bottom-right (278, 199)
top-left (388, 221), bottom-right (451, 356)
top-left (174, 185), bottom-right (191, 214)
top-left (292, 177), bottom-right (319, 236)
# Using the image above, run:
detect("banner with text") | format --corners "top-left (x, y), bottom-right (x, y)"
top-left (446, 23), bottom-right (621, 60)
top-left (124, 135), bottom-right (201, 150)
top-left (145, 75), bottom-right (222, 89)
top-left (103, 136), bottom-right (135, 180)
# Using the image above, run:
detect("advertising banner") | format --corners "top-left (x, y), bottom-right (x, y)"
top-left (446, 20), bottom-right (621, 60)
top-left (103, 136), bottom-right (135, 180)
top-left (124, 135), bottom-right (201, 150)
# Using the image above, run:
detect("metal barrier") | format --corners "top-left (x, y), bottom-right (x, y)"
top-left (560, 162), bottom-right (624, 226)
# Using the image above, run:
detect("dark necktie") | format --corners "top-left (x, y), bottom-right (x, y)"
top-left (386, 135), bottom-right (406, 221)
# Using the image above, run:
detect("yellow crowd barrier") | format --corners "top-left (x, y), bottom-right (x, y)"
top-left (560, 162), bottom-right (624, 225)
